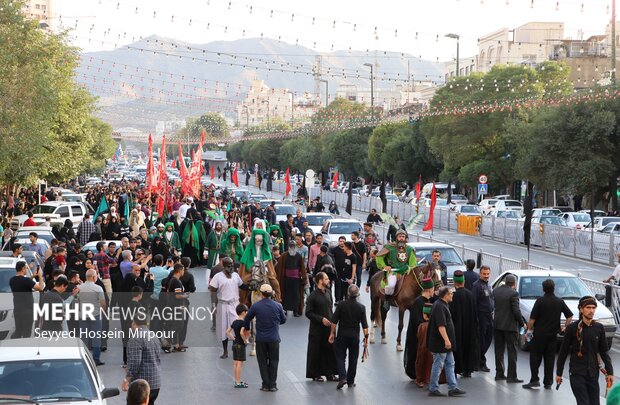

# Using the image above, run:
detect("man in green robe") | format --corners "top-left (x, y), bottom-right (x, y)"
top-left (219, 227), bottom-right (243, 263)
top-left (376, 229), bottom-right (417, 310)
top-left (269, 224), bottom-right (285, 254)
top-left (163, 222), bottom-right (182, 255)
top-left (239, 228), bottom-right (281, 304)
top-left (206, 220), bottom-right (225, 269)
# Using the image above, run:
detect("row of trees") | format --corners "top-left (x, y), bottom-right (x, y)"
top-left (218, 61), bottom-right (619, 209)
top-left (0, 0), bottom-right (116, 187)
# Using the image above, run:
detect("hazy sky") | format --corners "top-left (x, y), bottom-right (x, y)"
top-left (55, 0), bottom-right (611, 61)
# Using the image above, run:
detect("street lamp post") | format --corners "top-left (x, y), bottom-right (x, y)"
top-left (445, 33), bottom-right (460, 78)
top-left (363, 63), bottom-right (374, 119)
top-left (320, 79), bottom-right (329, 107)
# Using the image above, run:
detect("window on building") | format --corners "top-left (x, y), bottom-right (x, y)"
top-left (35, 4), bottom-right (41, 9)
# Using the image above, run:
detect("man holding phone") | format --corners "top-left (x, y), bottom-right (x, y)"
top-left (10, 260), bottom-right (45, 338)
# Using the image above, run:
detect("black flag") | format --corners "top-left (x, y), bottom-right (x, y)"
top-left (523, 192), bottom-right (533, 254)
top-left (266, 170), bottom-right (273, 192)
top-left (245, 170), bottom-right (250, 186)
top-left (346, 180), bottom-right (353, 215)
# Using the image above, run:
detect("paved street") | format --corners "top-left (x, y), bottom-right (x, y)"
top-left (97, 266), bottom-right (618, 404)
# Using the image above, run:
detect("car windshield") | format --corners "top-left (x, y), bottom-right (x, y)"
top-left (482, 199), bottom-right (497, 205)
top-left (572, 214), bottom-right (590, 222)
top-left (275, 205), bottom-right (296, 216)
top-left (329, 222), bottom-right (361, 234)
top-left (31, 205), bottom-right (57, 215)
top-left (519, 276), bottom-right (591, 299)
top-left (415, 248), bottom-right (463, 265)
top-left (452, 195), bottom-right (467, 200)
top-left (0, 359), bottom-right (98, 400)
top-left (15, 231), bottom-right (53, 244)
top-left (0, 268), bottom-right (14, 292)
top-left (539, 209), bottom-right (560, 216)
top-left (460, 206), bottom-right (479, 213)
top-left (504, 201), bottom-right (522, 207)
top-left (435, 199), bottom-right (448, 206)
top-left (306, 215), bottom-right (331, 226)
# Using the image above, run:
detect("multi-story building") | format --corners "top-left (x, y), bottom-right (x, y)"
top-left (477, 22), bottom-right (565, 72)
top-left (550, 35), bottom-right (608, 89)
top-left (335, 81), bottom-right (439, 112)
top-left (22, 0), bottom-right (53, 29)
top-left (444, 57), bottom-right (478, 81)
top-left (237, 79), bottom-right (295, 127)
top-left (155, 120), bottom-right (186, 137)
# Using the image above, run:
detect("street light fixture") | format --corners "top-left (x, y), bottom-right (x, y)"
top-left (363, 63), bottom-right (374, 119)
top-left (319, 79), bottom-right (329, 107)
top-left (445, 33), bottom-right (460, 78)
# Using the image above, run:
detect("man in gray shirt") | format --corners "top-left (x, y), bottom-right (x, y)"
top-left (79, 269), bottom-right (107, 365)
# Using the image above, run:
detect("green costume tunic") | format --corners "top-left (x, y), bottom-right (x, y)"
top-left (376, 243), bottom-right (417, 275)
top-left (205, 228), bottom-right (225, 269)
top-left (163, 222), bottom-right (182, 251)
top-left (219, 227), bottom-right (244, 262)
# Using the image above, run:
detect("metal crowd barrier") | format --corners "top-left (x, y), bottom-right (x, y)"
top-left (580, 278), bottom-right (620, 335)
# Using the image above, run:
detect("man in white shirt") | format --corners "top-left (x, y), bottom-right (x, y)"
top-left (78, 269), bottom-right (107, 365)
top-left (178, 198), bottom-right (191, 220)
top-left (604, 253), bottom-right (620, 284)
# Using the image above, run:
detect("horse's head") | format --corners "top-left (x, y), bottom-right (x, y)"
top-left (412, 262), bottom-right (442, 289)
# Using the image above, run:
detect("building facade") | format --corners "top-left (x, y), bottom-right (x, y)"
top-left (22, 0), bottom-right (53, 29)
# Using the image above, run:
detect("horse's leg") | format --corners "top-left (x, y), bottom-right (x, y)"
top-left (396, 307), bottom-right (405, 352)
top-left (250, 317), bottom-right (256, 356)
top-left (369, 294), bottom-right (379, 344)
top-left (381, 302), bottom-right (388, 344)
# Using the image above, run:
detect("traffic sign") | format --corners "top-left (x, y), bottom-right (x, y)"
top-left (478, 174), bottom-right (488, 184)
top-left (478, 184), bottom-right (488, 195)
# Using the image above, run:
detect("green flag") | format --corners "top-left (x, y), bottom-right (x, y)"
top-left (93, 195), bottom-right (109, 223)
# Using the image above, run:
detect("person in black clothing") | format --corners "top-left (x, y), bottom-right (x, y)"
top-left (366, 209), bottom-right (382, 225)
top-left (38, 276), bottom-right (78, 333)
top-left (10, 261), bottom-right (45, 338)
top-left (305, 272), bottom-right (338, 381)
top-left (350, 232), bottom-right (366, 289)
top-left (449, 271), bottom-right (479, 378)
top-left (387, 216), bottom-right (406, 242)
top-left (167, 263), bottom-right (189, 352)
top-left (179, 257), bottom-right (196, 347)
top-left (431, 250), bottom-right (448, 286)
top-left (556, 296), bottom-right (613, 405)
top-left (523, 279), bottom-right (573, 389)
top-left (329, 284), bottom-right (369, 389)
top-left (403, 277), bottom-right (434, 380)
top-left (337, 242), bottom-right (357, 304)
top-left (364, 248), bottom-right (380, 322)
top-left (463, 259), bottom-right (479, 291)
top-left (471, 266), bottom-right (494, 372)
top-left (227, 304), bottom-right (250, 388)
top-left (329, 237), bottom-right (347, 303)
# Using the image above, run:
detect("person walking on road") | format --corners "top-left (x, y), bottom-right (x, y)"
top-left (449, 270), bottom-right (479, 378)
top-left (493, 274), bottom-right (526, 383)
top-left (305, 272), bottom-right (338, 382)
top-left (243, 284), bottom-right (287, 392)
top-left (426, 287), bottom-right (466, 397)
top-left (523, 279), bottom-right (573, 389)
top-left (556, 296), bottom-right (614, 405)
top-left (329, 284), bottom-right (369, 390)
top-left (471, 265), bottom-right (494, 372)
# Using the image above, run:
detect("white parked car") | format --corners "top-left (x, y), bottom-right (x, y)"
top-left (587, 216), bottom-right (620, 232)
top-left (492, 270), bottom-right (617, 349)
top-left (448, 194), bottom-right (468, 209)
top-left (494, 200), bottom-right (523, 215)
top-left (531, 208), bottom-right (562, 218)
top-left (274, 204), bottom-right (296, 223)
top-left (478, 199), bottom-right (498, 216)
top-left (492, 210), bottom-right (521, 219)
top-left (407, 242), bottom-right (466, 284)
top-left (598, 222), bottom-right (620, 235)
top-left (0, 257), bottom-right (39, 340)
top-left (12, 201), bottom-right (93, 231)
top-left (454, 204), bottom-right (481, 217)
top-left (320, 219), bottom-right (363, 247)
top-left (560, 212), bottom-right (591, 230)
top-left (305, 213), bottom-right (334, 235)
top-left (0, 338), bottom-right (120, 403)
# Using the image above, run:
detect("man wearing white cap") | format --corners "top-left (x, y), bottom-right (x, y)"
top-left (243, 283), bottom-right (287, 392)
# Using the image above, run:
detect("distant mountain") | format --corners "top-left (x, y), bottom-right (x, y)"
top-left (78, 36), bottom-right (442, 130)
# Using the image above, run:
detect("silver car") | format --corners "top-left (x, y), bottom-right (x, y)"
top-left (407, 242), bottom-right (466, 284)
top-left (492, 270), bottom-right (617, 349)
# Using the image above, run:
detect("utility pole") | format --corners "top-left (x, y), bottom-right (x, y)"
top-left (363, 63), bottom-right (374, 119)
top-left (320, 79), bottom-right (329, 107)
top-left (445, 33), bottom-right (460, 78)
top-left (612, 0), bottom-right (617, 86)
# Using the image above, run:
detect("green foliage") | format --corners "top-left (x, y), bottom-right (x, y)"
top-left (320, 127), bottom-right (374, 178)
top-left (181, 112), bottom-right (229, 140)
top-left (279, 136), bottom-right (323, 172)
top-left (244, 117), bottom-right (291, 137)
top-left (0, 0), bottom-right (114, 185)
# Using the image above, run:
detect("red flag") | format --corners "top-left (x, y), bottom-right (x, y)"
top-left (178, 143), bottom-right (189, 195)
top-left (146, 134), bottom-right (155, 193)
top-left (415, 175), bottom-right (421, 201)
top-left (210, 165), bottom-right (215, 180)
top-left (157, 136), bottom-right (168, 217)
top-left (231, 163), bottom-right (239, 187)
top-left (284, 167), bottom-right (291, 197)
top-left (423, 183), bottom-right (437, 231)
top-left (332, 166), bottom-right (339, 190)
top-left (171, 159), bottom-right (177, 169)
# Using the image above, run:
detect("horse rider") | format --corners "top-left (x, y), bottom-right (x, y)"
top-left (376, 229), bottom-right (417, 311)
top-left (238, 228), bottom-right (281, 306)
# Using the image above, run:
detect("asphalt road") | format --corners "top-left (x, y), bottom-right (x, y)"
top-left (97, 266), bottom-right (619, 405)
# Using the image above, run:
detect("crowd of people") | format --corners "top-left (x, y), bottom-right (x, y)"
top-left (2, 178), bottom-right (618, 404)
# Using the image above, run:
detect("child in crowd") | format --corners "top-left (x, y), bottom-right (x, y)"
top-left (227, 304), bottom-right (250, 388)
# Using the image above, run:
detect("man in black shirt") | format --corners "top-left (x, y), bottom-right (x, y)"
top-left (329, 237), bottom-right (347, 303)
top-left (10, 261), bottom-right (45, 338)
top-left (38, 276), bottom-right (78, 333)
top-left (366, 209), bottom-right (382, 225)
top-left (471, 266), bottom-right (494, 372)
top-left (337, 242), bottom-right (357, 304)
top-left (350, 232), bottom-right (366, 289)
top-left (426, 287), bottom-right (465, 397)
top-left (329, 284), bottom-right (368, 389)
top-left (556, 296), bottom-right (613, 405)
top-left (523, 279), bottom-right (573, 389)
